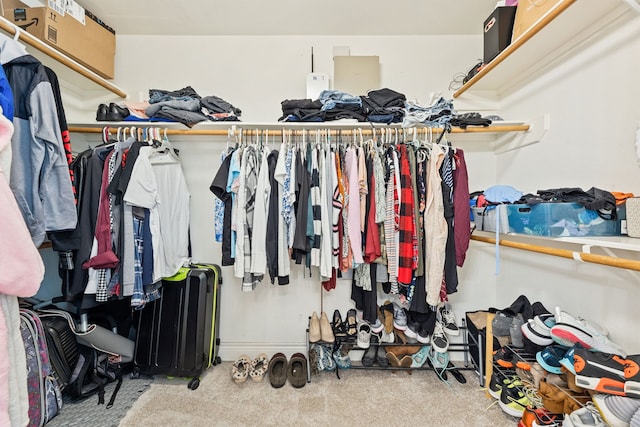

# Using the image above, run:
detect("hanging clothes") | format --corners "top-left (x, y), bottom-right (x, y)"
top-left (453, 149), bottom-right (471, 267)
top-left (345, 147), bottom-right (364, 264)
top-left (123, 144), bottom-right (190, 282)
top-left (210, 149), bottom-right (235, 266)
top-left (69, 149), bottom-right (106, 300)
top-left (0, 34), bottom-right (76, 247)
top-left (396, 144), bottom-right (418, 285)
top-left (207, 127), bottom-right (470, 302)
top-left (424, 144), bottom-right (448, 307)
top-left (251, 146), bottom-right (271, 277)
top-left (383, 146), bottom-right (398, 289)
top-left (441, 148), bottom-right (459, 296)
top-left (237, 145), bottom-right (262, 291)
top-left (319, 146), bottom-right (334, 281)
top-left (0, 113), bottom-right (41, 427)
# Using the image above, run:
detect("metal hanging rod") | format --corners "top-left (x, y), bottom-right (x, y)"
top-left (470, 234), bottom-right (640, 272)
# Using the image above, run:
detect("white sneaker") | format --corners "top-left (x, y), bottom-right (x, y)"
top-left (438, 303), bottom-right (460, 336)
top-left (521, 314), bottom-right (555, 346)
top-left (563, 405), bottom-right (606, 427)
top-left (552, 307), bottom-right (626, 357)
top-left (392, 303), bottom-right (408, 331)
top-left (431, 321), bottom-right (449, 353)
top-left (356, 323), bottom-right (371, 349)
top-left (592, 393), bottom-right (640, 427)
top-left (379, 328), bottom-right (395, 343)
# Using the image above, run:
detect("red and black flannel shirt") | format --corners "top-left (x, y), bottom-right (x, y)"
top-left (397, 145), bottom-right (418, 284)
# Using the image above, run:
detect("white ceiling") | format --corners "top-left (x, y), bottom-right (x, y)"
top-left (78, 0), bottom-right (498, 36)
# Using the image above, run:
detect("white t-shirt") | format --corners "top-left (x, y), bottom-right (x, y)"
top-left (124, 146), bottom-right (190, 282)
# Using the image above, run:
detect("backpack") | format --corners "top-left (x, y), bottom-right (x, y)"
top-left (67, 344), bottom-right (126, 408)
top-left (36, 308), bottom-right (131, 408)
top-left (19, 309), bottom-right (63, 426)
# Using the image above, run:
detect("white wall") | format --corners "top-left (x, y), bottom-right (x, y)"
top-left (483, 15), bottom-right (640, 354)
top-left (95, 34), bottom-right (498, 360)
top-left (50, 21), bottom-right (640, 361)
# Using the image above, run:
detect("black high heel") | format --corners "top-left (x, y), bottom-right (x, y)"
top-left (332, 309), bottom-right (347, 338)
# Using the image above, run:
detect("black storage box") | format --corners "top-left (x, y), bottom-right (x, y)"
top-left (483, 6), bottom-right (517, 64)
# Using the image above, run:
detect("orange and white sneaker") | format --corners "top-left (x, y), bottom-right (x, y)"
top-left (624, 354), bottom-right (640, 398)
top-left (573, 348), bottom-right (627, 396)
top-left (518, 406), bottom-right (564, 427)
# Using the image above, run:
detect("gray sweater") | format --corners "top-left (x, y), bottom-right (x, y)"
top-left (0, 34), bottom-right (77, 246)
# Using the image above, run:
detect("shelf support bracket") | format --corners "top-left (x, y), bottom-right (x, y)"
top-left (493, 114), bottom-right (549, 154)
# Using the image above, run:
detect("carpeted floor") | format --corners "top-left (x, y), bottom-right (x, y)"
top-left (115, 362), bottom-right (518, 427)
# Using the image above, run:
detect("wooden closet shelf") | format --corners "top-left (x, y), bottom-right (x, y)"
top-left (0, 16), bottom-right (127, 99)
top-left (453, 0), bottom-right (634, 99)
top-left (68, 124), bottom-right (530, 136)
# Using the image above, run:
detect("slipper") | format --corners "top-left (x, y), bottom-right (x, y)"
top-left (249, 353), bottom-right (270, 382)
top-left (411, 346), bottom-right (430, 368)
top-left (231, 354), bottom-right (252, 384)
top-left (267, 353), bottom-right (288, 388)
top-left (287, 353), bottom-right (308, 388)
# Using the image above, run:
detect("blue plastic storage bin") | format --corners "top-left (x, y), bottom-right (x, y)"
top-left (505, 203), bottom-right (622, 237)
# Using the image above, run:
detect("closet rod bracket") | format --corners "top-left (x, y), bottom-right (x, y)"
top-left (493, 113), bottom-right (549, 154)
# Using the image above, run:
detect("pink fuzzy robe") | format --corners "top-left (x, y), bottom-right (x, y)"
top-left (0, 113), bottom-right (44, 427)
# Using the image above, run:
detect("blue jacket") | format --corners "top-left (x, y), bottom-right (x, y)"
top-left (0, 64), bottom-right (13, 121)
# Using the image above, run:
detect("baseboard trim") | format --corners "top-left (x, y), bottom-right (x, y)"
top-left (218, 343), bottom-right (307, 362)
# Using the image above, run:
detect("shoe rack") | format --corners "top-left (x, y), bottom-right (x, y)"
top-left (487, 323), bottom-right (595, 420)
top-left (305, 316), bottom-right (480, 384)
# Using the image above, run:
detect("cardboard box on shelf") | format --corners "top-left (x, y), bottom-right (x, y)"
top-left (511, 0), bottom-right (563, 42)
top-left (2, 1), bottom-right (115, 79)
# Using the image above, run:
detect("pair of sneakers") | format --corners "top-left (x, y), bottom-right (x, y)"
top-left (404, 304), bottom-right (458, 353)
top-left (433, 303), bottom-right (460, 353)
top-left (491, 373), bottom-right (533, 417)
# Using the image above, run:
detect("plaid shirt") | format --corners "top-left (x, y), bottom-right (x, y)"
top-left (396, 145), bottom-right (418, 285)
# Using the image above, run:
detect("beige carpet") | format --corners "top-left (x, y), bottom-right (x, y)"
top-left (119, 362), bottom-right (518, 426)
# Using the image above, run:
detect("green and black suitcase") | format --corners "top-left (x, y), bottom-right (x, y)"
top-left (133, 264), bottom-right (222, 390)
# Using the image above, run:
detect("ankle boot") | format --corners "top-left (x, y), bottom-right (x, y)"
top-left (319, 312), bottom-right (335, 343)
top-left (381, 301), bottom-right (394, 333)
top-left (309, 312), bottom-right (321, 343)
top-left (387, 352), bottom-right (412, 368)
top-left (385, 345), bottom-right (422, 358)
